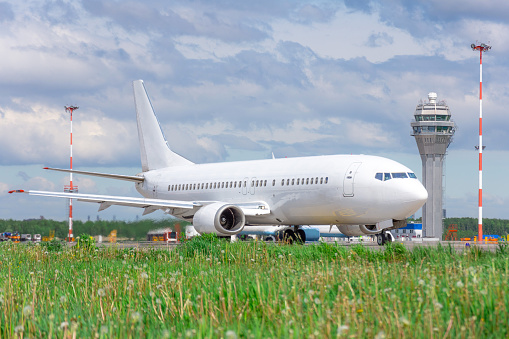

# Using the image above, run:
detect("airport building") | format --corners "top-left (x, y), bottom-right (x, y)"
top-left (390, 223), bottom-right (422, 240)
top-left (411, 93), bottom-right (455, 239)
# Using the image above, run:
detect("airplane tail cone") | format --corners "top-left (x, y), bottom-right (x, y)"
top-left (133, 80), bottom-right (193, 171)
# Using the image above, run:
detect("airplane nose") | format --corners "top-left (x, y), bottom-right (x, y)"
top-left (394, 180), bottom-right (428, 219)
top-left (414, 182), bottom-right (428, 204)
top-left (406, 181), bottom-right (428, 212)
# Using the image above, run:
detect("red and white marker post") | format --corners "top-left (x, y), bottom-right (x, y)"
top-left (65, 105), bottom-right (79, 242)
top-left (471, 42), bottom-right (491, 242)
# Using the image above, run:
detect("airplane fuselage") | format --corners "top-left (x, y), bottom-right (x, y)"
top-left (137, 154), bottom-right (427, 226)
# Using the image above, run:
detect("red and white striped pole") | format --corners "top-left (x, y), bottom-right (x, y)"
top-left (65, 105), bottom-right (79, 242)
top-left (471, 42), bottom-right (490, 242)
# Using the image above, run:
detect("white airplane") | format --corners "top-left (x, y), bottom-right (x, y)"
top-left (10, 80), bottom-right (427, 245)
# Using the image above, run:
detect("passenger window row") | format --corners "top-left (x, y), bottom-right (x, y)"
top-left (375, 172), bottom-right (417, 181)
top-left (169, 180), bottom-right (252, 192)
top-left (168, 176), bottom-right (329, 191)
top-left (281, 177), bottom-right (328, 186)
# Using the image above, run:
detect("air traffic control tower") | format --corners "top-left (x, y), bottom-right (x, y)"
top-left (411, 93), bottom-right (455, 239)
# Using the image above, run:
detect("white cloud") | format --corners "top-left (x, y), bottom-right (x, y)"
top-left (0, 104), bottom-right (137, 167)
top-left (0, 182), bottom-right (9, 196)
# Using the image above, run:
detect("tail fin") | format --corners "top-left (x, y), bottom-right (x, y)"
top-left (133, 80), bottom-right (194, 171)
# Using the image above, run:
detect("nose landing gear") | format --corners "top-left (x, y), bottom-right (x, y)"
top-left (376, 231), bottom-right (393, 246)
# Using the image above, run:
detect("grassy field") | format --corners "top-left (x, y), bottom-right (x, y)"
top-left (0, 236), bottom-right (508, 338)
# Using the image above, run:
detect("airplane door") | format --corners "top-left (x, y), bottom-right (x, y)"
top-left (242, 177), bottom-right (248, 195)
top-left (250, 177), bottom-right (256, 195)
top-left (343, 162), bottom-right (362, 197)
top-left (152, 184), bottom-right (158, 198)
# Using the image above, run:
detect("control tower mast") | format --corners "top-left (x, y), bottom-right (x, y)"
top-left (411, 93), bottom-right (455, 239)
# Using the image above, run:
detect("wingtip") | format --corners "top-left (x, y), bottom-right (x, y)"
top-left (8, 190), bottom-right (25, 194)
top-left (43, 167), bottom-right (49, 170)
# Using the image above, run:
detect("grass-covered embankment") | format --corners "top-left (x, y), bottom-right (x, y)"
top-left (0, 236), bottom-right (508, 338)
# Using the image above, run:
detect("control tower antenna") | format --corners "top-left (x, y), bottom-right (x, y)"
top-left (64, 105), bottom-right (79, 242)
top-left (411, 93), bottom-right (456, 239)
top-left (471, 42), bottom-right (491, 243)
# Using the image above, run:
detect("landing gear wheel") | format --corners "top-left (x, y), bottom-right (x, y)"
top-left (384, 232), bottom-right (393, 243)
top-left (284, 229), bottom-right (296, 244)
top-left (296, 229), bottom-right (306, 244)
top-left (377, 233), bottom-right (385, 246)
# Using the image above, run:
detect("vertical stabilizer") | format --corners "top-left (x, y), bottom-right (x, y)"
top-left (133, 80), bottom-right (194, 171)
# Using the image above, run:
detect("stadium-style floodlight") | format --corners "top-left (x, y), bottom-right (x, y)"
top-left (471, 42), bottom-right (491, 242)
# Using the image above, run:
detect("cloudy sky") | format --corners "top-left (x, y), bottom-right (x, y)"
top-left (1, 0), bottom-right (508, 223)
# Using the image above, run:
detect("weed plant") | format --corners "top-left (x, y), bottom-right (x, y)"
top-left (0, 237), bottom-right (507, 338)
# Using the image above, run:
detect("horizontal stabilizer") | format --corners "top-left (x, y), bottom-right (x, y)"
top-left (44, 167), bottom-right (144, 183)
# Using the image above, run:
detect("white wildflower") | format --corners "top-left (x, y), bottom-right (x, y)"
top-left (130, 311), bottom-right (141, 323)
top-left (337, 325), bottom-right (349, 335)
top-left (22, 305), bottom-right (32, 317)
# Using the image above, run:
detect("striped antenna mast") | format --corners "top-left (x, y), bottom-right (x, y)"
top-left (471, 42), bottom-right (491, 242)
top-left (65, 105), bottom-right (79, 242)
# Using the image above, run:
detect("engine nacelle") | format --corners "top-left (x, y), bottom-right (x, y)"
top-left (336, 224), bottom-right (381, 237)
top-left (193, 202), bottom-right (246, 236)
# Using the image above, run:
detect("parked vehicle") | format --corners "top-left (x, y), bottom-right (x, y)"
top-left (21, 234), bottom-right (32, 242)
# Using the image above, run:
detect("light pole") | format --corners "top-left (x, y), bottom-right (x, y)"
top-left (65, 105), bottom-right (79, 242)
top-left (471, 42), bottom-right (491, 242)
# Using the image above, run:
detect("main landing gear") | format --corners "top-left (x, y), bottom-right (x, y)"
top-left (376, 231), bottom-right (393, 246)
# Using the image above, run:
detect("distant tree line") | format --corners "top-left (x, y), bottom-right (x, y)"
top-left (1, 217), bottom-right (508, 241)
top-left (0, 218), bottom-right (190, 241)
top-left (443, 217), bottom-right (509, 239)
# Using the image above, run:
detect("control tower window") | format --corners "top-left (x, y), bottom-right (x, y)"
top-left (384, 173), bottom-right (391, 181)
top-left (375, 173), bottom-right (383, 181)
top-left (408, 173), bottom-right (417, 179)
top-left (392, 173), bottom-right (408, 179)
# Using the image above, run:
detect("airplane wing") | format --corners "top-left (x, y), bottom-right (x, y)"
top-left (43, 167), bottom-right (144, 183)
top-left (8, 190), bottom-right (270, 217)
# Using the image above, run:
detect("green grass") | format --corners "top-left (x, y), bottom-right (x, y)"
top-left (0, 237), bottom-right (508, 338)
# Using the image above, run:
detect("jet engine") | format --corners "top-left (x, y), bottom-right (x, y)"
top-left (336, 224), bottom-right (381, 237)
top-left (193, 202), bottom-right (246, 236)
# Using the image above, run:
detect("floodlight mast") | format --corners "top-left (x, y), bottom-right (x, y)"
top-left (64, 105), bottom-right (79, 242)
top-left (471, 42), bottom-right (491, 242)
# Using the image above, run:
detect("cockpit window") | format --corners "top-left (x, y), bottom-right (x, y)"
top-left (384, 173), bottom-right (391, 181)
top-left (408, 172), bottom-right (417, 179)
top-left (392, 172), bottom-right (408, 179)
top-left (375, 173), bottom-right (383, 181)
